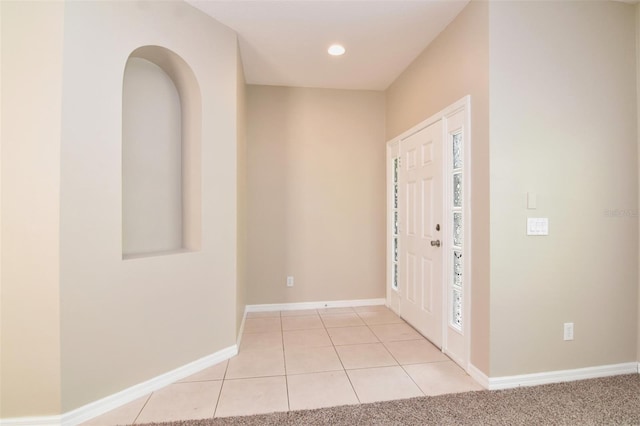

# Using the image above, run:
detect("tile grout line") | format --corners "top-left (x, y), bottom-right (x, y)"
top-left (400, 362), bottom-right (427, 397)
top-left (372, 314), bottom-right (448, 397)
top-left (211, 360), bottom-right (230, 418)
top-left (280, 312), bottom-right (292, 412)
top-left (358, 311), bottom-right (426, 397)
top-left (327, 319), bottom-right (362, 405)
top-left (131, 393), bottom-right (153, 425)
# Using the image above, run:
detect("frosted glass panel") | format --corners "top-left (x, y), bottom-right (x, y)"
top-left (452, 289), bottom-right (462, 329)
top-left (453, 133), bottom-right (462, 169)
top-left (393, 158), bottom-right (399, 209)
top-left (394, 184), bottom-right (398, 209)
top-left (453, 250), bottom-right (462, 288)
top-left (393, 211), bottom-right (399, 235)
top-left (453, 212), bottom-right (462, 246)
top-left (393, 158), bottom-right (399, 183)
top-left (393, 263), bottom-right (399, 290)
top-left (453, 173), bottom-right (462, 207)
top-left (393, 237), bottom-right (398, 262)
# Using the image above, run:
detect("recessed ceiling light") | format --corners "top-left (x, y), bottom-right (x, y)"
top-left (328, 44), bottom-right (346, 56)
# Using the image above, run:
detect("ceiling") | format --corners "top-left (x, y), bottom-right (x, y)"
top-left (186, 0), bottom-right (470, 91)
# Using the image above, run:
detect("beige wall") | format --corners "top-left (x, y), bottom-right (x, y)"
top-left (637, 2), bottom-right (640, 364)
top-left (489, 1), bottom-right (638, 376)
top-left (58, 1), bottom-right (239, 411)
top-left (385, 0), bottom-right (491, 374)
top-left (237, 52), bottom-right (248, 334)
top-left (0, 1), bottom-right (64, 418)
top-left (247, 86), bottom-right (386, 304)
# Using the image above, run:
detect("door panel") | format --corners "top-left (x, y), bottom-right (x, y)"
top-left (406, 181), bottom-right (417, 236)
top-left (422, 178), bottom-right (433, 239)
top-left (407, 253), bottom-right (416, 302)
top-left (399, 120), bottom-right (443, 347)
top-left (422, 258), bottom-right (433, 313)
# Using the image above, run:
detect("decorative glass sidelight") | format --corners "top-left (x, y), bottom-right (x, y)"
top-left (393, 158), bottom-right (399, 209)
top-left (452, 289), bottom-right (463, 328)
top-left (393, 211), bottom-right (399, 236)
top-left (453, 173), bottom-right (462, 208)
top-left (393, 262), bottom-right (399, 290)
top-left (453, 133), bottom-right (463, 169)
top-left (453, 212), bottom-right (462, 247)
top-left (392, 156), bottom-right (400, 290)
top-left (393, 236), bottom-right (398, 262)
top-left (453, 251), bottom-right (462, 287)
top-left (450, 131), bottom-right (463, 331)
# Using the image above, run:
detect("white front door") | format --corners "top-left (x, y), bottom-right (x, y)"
top-left (399, 120), bottom-right (443, 347)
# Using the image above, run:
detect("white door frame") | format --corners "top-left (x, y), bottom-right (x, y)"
top-left (386, 95), bottom-right (472, 372)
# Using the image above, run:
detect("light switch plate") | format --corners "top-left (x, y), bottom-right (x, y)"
top-left (527, 192), bottom-right (537, 209)
top-left (527, 218), bottom-right (549, 235)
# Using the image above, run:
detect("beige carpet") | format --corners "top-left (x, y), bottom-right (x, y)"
top-left (140, 374), bottom-right (640, 425)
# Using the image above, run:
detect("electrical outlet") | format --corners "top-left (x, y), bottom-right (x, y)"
top-left (286, 276), bottom-right (294, 287)
top-left (563, 322), bottom-right (574, 341)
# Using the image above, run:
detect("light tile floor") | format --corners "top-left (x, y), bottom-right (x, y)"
top-left (82, 306), bottom-right (482, 425)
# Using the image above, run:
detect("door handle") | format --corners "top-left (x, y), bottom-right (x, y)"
top-left (430, 240), bottom-right (441, 247)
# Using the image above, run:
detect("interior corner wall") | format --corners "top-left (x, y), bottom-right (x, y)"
top-left (489, 0), bottom-right (638, 376)
top-left (0, 1), bottom-right (64, 418)
top-left (59, 1), bottom-right (238, 411)
top-left (247, 86), bottom-right (386, 305)
top-left (384, 0), bottom-right (490, 375)
top-left (236, 51), bottom-right (248, 334)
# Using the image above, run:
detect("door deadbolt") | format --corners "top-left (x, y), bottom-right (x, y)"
top-left (430, 240), bottom-right (441, 247)
top-left (435, 224), bottom-right (440, 231)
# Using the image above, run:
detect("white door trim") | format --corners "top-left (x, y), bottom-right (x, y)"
top-left (386, 95), bottom-right (471, 373)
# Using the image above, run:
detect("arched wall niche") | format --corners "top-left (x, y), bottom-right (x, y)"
top-left (122, 45), bottom-right (202, 258)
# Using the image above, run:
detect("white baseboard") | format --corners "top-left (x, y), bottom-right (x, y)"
top-left (3, 359), bottom-right (634, 426)
top-left (486, 362), bottom-right (638, 390)
top-left (0, 345), bottom-right (240, 426)
top-left (467, 363), bottom-right (490, 389)
top-left (246, 298), bottom-right (386, 312)
top-left (0, 416), bottom-right (61, 426)
top-left (61, 344), bottom-right (237, 425)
